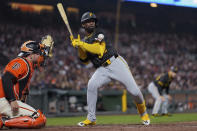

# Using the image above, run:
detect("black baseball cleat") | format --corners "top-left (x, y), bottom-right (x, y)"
top-left (161, 113), bottom-right (172, 117)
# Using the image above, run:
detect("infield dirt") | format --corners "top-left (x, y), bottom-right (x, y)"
top-left (2, 121), bottom-right (197, 131)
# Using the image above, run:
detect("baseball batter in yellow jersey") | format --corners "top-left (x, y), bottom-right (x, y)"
top-left (147, 66), bottom-right (177, 116)
top-left (70, 12), bottom-right (150, 126)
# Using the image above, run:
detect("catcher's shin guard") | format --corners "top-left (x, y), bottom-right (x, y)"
top-left (35, 110), bottom-right (46, 128)
top-left (3, 110), bottom-right (46, 129)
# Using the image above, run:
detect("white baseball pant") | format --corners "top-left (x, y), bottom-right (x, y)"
top-left (147, 82), bottom-right (162, 114)
top-left (87, 56), bottom-right (145, 121)
top-left (0, 97), bottom-right (36, 118)
top-left (161, 94), bottom-right (169, 114)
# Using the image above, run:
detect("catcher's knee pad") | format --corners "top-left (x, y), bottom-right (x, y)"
top-left (3, 110), bottom-right (46, 129)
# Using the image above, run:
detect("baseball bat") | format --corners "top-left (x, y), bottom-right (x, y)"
top-left (57, 3), bottom-right (73, 36)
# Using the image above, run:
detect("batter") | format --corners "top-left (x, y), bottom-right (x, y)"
top-left (70, 12), bottom-right (150, 126)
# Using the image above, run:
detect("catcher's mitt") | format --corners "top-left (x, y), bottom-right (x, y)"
top-left (41, 35), bottom-right (54, 57)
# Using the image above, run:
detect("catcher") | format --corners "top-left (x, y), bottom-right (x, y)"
top-left (70, 12), bottom-right (150, 126)
top-left (0, 35), bottom-right (54, 129)
top-left (147, 66), bottom-right (178, 116)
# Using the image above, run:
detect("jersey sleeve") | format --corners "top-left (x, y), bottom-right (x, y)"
top-left (1, 72), bottom-right (17, 101)
top-left (4, 59), bottom-right (28, 79)
top-left (78, 47), bottom-right (90, 64)
top-left (80, 31), bottom-right (106, 58)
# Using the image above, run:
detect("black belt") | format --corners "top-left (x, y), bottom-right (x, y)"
top-left (102, 55), bottom-right (118, 67)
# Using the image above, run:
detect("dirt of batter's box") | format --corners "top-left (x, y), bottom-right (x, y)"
top-left (2, 122), bottom-right (197, 131)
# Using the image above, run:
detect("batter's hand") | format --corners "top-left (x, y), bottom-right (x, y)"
top-left (70, 35), bottom-right (83, 47)
top-left (10, 100), bottom-right (19, 114)
top-left (70, 35), bottom-right (74, 42)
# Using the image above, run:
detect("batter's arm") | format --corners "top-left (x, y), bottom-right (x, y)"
top-left (80, 41), bottom-right (106, 57)
top-left (78, 47), bottom-right (90, 64)
top-left (71, 35), bottom-right (106, 57)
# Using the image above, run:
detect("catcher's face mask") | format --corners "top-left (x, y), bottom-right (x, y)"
top-left (40, 35), bottom-right (54, 58)
top-left (38, 35), bottom-right (54, 68)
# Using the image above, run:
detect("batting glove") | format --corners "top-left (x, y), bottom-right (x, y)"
top-left (71, 35), bottom-right (83, 47)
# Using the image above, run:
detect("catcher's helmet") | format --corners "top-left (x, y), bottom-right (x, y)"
top-left (18, 40), bottom-right (48, 68)
top-left (18, 40), bottom-right (44, 57)
top-left (81, 12), bottom-right (97, 24)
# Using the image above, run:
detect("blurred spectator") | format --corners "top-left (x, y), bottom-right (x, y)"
top-left (0, 10), bottom-right (196, 91)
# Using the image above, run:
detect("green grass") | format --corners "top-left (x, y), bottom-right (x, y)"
top-left (46, 113), bottom-right (197, 126)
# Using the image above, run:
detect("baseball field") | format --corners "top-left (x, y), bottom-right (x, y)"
top-left (7, 113), bottom-right (197, 131)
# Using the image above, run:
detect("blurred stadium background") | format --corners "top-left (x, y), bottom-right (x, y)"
top-left (0, 0), bottom-right (196, 117)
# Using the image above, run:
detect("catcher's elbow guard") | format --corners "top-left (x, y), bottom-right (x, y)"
top-left (3, 110), bottom-right (46, 129)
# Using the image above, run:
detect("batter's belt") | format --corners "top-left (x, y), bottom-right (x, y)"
top-left (102, 55), bottom-right (118, 67)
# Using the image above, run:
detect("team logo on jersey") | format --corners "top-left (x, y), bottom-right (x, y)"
top-left (12, 62), bottom-right (21, 69)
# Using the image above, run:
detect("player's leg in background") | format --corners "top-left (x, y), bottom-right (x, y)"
top-left (147, 82), bottom-right (162, 116)
top-left (86, 67), bottom-right (111, 122)
top-left (161, 94), bottom-right (170, 115)
top-left (107, 56), bottom-right (150, 125)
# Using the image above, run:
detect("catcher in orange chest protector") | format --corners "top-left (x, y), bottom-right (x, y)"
top-left (0, 35), bottom-right (54, 129)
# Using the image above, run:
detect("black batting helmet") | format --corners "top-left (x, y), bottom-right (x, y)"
top-left (81, 12), bottom-right (97, 24)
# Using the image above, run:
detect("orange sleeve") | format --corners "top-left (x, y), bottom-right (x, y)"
top-left (4, 58), bottom-right (28, 79)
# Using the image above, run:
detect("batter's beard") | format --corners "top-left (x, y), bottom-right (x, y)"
top-left (85, 26), bottom-right (95, 33)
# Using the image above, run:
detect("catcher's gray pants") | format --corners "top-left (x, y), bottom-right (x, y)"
top-left (87, 56), bottom-right (144, 121)
top-left (147, 82), bottom-right (162, 114)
